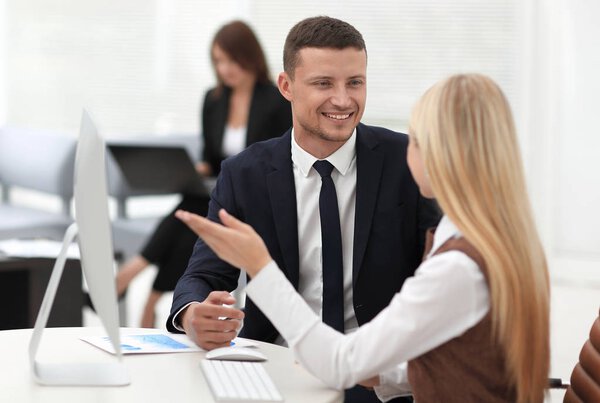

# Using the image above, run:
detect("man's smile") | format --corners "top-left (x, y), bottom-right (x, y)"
top-left (322, 112), bottom-right (353, 121)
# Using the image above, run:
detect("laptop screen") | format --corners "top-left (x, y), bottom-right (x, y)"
top-left (108, 144), bottom-right (208, 197)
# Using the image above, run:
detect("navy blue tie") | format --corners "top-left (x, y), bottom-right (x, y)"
top-left (313, 160), bottom-right (344, 332)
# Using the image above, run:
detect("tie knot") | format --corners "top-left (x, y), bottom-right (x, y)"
top-left (313, 160), bottom-right (334, 178)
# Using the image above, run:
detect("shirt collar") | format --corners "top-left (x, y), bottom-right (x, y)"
top-left (291, 128), bottom-right (357, 178)
top-left (427, 215), bottom-right (463, 257)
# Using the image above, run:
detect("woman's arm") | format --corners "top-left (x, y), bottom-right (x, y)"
top-left (176, 209), bottom-right (489, 390)
top-left (175, 209), bottom-right (270, 277)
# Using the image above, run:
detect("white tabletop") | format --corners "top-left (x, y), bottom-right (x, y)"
top-left (0, 327), bottom-right (342, 403)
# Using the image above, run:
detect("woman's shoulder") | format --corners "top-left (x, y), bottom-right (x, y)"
top-left (254, 80), bottom-right (277, 91)
top-left (254, 82), bottom-right (290, 116)
top-left (253, 81), bottom-right (284, 99)
top-left (203, 86), bottom-right (229, 104)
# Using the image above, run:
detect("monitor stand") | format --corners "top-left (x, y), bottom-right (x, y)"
top-left (28, 223), bottom-right (130, 386)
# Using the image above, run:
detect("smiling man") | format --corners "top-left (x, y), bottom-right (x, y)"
top-left (167, 16), bottom-right (440, 403)
top-left (280, 45), bottom-right (367, 158)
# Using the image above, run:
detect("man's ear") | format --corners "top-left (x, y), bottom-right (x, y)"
top-left (277, 72), bottom-right (293, 102)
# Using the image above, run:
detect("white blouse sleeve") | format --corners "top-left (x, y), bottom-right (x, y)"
top-left (373, 362), bottom-right (412, 401)
top-left (245, 251), bottom-right (489, 390)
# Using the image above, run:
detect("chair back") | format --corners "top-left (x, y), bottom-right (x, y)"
top-left (564, 308), bottom-right (600, 402)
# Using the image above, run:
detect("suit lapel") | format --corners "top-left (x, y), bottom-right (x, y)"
top-left (266, 131), bottom-right (300, 288)
top-left (353, 124), bottom-right (383, 285)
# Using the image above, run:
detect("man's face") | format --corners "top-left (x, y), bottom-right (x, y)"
top-left (278, 47), bottom-right (367, 157)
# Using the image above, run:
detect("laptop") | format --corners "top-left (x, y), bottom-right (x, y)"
top-left (108, 144), bottom-right (209, 197)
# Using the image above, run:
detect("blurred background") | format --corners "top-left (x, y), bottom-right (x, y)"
top-left (0, 0), bottom-right (598, 398)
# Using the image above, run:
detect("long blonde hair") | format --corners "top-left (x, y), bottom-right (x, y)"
top-left (410, 74), bottom-right (550, 402)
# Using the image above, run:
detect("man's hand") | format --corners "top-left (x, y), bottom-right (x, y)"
top-left (181, 291), bottom-right (244, 350)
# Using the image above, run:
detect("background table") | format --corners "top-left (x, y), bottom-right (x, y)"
top-left (0, 327), bottom-right (342, 403)
top-left (0, 257), bottom-right (82, 330)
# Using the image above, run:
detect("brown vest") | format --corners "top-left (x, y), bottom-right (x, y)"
top-left (407, 234), bottom-right (517, 402)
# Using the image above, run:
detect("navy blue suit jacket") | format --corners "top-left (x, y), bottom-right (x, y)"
top-left (167, 123), bottom-right (441, 342)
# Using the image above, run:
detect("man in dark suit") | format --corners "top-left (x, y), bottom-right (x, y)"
top-left (168, 16), bottom-right (439, 402)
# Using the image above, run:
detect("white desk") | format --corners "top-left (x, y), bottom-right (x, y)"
top-left (0, 327), bottom-right (342, 403)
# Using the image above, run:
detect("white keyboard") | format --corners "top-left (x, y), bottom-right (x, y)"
top-left (201, 359), bottom-right (283, 401)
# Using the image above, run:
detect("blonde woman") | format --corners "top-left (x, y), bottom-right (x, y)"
top-left (175, 74), bottom-right (550, 402)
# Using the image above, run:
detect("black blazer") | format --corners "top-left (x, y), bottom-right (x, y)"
top-left (168, 124), bottom-right (441, 342)
top-left (201, 82), bottom-right (292, 176)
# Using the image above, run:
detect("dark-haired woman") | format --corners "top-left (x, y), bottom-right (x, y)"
top-left (116, 21), bottom-right (291, 327)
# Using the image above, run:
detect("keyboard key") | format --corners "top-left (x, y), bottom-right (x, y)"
top-left (201, 359), bottom-right (283, 401)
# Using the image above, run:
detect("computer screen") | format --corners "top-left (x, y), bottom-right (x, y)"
top-left (108, 144), bottom-right (209, 196)
top-left (74, 110), bottom-right (122, 352)
top-left (29, 109), bottom-right (128, 386)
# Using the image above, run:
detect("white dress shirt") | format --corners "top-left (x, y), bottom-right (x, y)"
top-left (172, 128), bottom-right (359, 335)
top-left (245, 215), bottom-right (490, 401)
top-left (291, 129), bottom-right (359, 336)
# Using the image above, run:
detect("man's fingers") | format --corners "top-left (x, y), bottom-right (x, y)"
top-left (191, 317), bottom-right (239, 349)
top-left (201, 340), bottom-right (235, 350)
top-left (192, 293), bottom-right (244, 321)
top-left (202, 305), bottom-right (244, 321)
top-left (204, 290), bottom-right (236, 306)
top-left (208, 319), bottom-right (242, 333)
top-left (195, 330), bottom-right (237, 350)
top-left (192, 316), bottom-right (241, 333)
top-left (198, 306), bottom-right (244, 322)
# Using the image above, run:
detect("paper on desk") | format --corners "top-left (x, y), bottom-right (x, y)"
top-left (80, 332), bottom-right (257, 355)
top-left (0, 239), bottom-right (80, 259)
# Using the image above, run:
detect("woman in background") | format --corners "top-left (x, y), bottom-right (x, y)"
top-left (177, 74), bottom-right (550, 402)
top-left (116, 20), bottom-right (291, 327)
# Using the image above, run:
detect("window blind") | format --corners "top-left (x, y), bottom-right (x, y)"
top-left (4, 0), bottom-right (520, 135)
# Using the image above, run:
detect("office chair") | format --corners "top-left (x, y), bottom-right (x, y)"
top-left (562, 307), bottom-right (600, 402)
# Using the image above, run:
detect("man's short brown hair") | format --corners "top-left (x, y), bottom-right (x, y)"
top-left (283, 16), bottom-right (366, 78)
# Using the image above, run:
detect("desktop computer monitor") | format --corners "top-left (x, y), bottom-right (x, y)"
top-left (29, 109), bottom-right (129, 386)
top-left (74, 110), bottom-right (121, 346)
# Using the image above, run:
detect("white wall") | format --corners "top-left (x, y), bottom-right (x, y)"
top-left (1, 1), bottom-right (521, 135)
top-left (0, 0), bottom-right (6, 126)
top-left (1, 1), bottom-right (599, 283)
top-left (524, 0), bottom-right (600, 284)
top-left (554, 0), bottom-right (600, 255)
